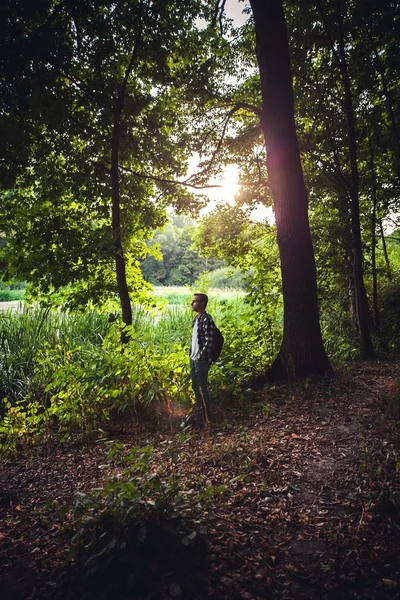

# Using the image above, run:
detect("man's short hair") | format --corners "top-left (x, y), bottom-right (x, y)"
top-left (193, 292), bottom-right (208, 308)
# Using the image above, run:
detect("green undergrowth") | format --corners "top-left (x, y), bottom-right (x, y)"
top-left (0, 294), bottom-right (278, 452)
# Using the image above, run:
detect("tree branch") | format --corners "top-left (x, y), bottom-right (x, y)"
top-left (117, 164), bottom-right (223, 189)
top-left (213, 0), bottom-right (227, 35)
top-left (193, 103), bottom-right (262, 181)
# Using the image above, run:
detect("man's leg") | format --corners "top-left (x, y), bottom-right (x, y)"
top-left (190, 359), bottom-right (203, 425)
top-left (193, 361), bottom-right (211, 424)
top-left (190, 359), bottom-right (211, 425)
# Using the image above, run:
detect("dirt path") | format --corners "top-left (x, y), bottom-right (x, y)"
top-left (0, 362), bottom-right (399, 600)
top-left (199, 363), bottom-right (400, 599)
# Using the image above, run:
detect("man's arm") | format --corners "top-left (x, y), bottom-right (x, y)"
top-left (198, 316), bottom-right (216, 362)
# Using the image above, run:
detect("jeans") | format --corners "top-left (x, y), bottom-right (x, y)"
top-left (190, 359), bottom-right (212, 424)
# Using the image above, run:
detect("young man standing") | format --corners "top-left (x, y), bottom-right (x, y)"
top-left (189, 292), bottom-right (217, 427)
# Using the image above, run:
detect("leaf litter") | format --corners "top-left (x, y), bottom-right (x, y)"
top-left (0, 361), bottom-right (399, 599)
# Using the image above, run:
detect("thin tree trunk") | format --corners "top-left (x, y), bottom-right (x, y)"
top-left (379, 218), bottom-right (392, 282)
top-left (111, 119), bottom-right (132, 331)
top-left (249, 0), bottom-right (331, 381)
top-left (111, 22), bottom-right (143, 334)
top-left (334, 0), bottom-right (375, 359)
top-left (369, 138), bottom-right (379, 330)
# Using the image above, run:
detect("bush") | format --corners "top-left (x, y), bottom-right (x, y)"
top-left (378, 276), bottom-right (400, 354)
top-left (0, 289), bottom-right (24, 301)
top-left (207, 266), bottom-right (246, 289)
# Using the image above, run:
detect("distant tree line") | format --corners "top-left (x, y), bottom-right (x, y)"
top-left (140, 213), bottom-right (246, 288)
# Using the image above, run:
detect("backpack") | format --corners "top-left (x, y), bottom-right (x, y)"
top-left (212, 326), bottom-right (224, 361)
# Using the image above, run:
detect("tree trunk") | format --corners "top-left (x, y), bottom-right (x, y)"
top-left (110, 28), bottom-right (143, 335)
top-left (249, 0), bottom-right (331, 381)
top-left (335, 0), bottom-right (375, 359)
top-left (112, 98), bottom-right (133, 333)
top-left (379, 218), bottom-right (392, 282)
top-left (371, 199), bottom-right (379, 331)
top-left (369, 138), bottom-right (379, 330)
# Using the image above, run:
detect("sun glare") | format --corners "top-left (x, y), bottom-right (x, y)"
top-left (185, 156), bottom-right (273, 224)
top-left (202, 164), bottom-right (240, 207)
top-left (199, 164), bottom-right (273, 224)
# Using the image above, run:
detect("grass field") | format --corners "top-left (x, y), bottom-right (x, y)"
top-left (152, 286), bottom-right (245, 306)
top-left (0, 286), bottom-right (244, 306)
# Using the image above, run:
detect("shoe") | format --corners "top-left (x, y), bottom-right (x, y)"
top-left (180, 414), bottom-right (202, 430)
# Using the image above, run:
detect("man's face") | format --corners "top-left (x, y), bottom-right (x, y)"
top-left (191, 296), bottom-right (203, 312)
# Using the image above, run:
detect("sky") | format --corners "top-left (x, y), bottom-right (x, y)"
top-left (224, 0), bottom-right (249, 26)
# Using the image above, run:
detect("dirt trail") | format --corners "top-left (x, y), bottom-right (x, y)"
top-left (199, 363), bottom-right (400, 599)
top-left (0, 362), bottom-right (399, 600)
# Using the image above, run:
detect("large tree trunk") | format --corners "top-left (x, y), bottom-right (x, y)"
top-left (249, 0), bottom-right (331, 381)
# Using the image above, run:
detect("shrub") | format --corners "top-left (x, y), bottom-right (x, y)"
top-left (0, 289), bottom-right (24, 301)
top-left (207, 266), bottom-right (246, 289)
top-left (378, 276), bottom-right (400, 354)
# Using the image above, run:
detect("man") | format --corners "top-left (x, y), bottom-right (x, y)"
top-left (189, 292), bottom-right (217, 427)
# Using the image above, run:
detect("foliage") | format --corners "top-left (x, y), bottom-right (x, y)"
top-left (286, 0), bottom-right (400, 354)
top-left (209, 299), bottom-right (279, 396)
top-left (197, 203), bottom-right (282, 372)
top-left (0, 285), bottom-right (281, 448)
top-left (0, 319), bottom-right (191, 450)
top-left (207, 266), bottom-right (246, 289)
top-left (376, 275), bottom-right (400, 354)
top-left (0, 280), bottom-right (26, 301)
top-left (0, 0), bottom-right (232, 308)
top-left (0, 307), bottom-right (108, 409)
top-left (140, 216), bottom-right (225, 286)
top-left (0, 289), bottom-right (24, 301)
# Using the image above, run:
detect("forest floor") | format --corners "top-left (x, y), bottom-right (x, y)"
top-left (0, 361), bottom-right (400, 600)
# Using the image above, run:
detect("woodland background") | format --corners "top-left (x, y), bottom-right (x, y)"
top-left (0, 1), bottom-right (400, 598)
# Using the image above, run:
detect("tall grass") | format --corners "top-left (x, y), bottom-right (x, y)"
top-left (0, 291), bottom-right (246, 408)
top-left (0, 307), bottom-right (110, 405)
top-left (152, 286), bottom-right (244, 306)
top-left (0, 288), bottom-right (278, 445)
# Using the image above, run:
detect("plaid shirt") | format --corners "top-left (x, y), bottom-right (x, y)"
top-left (191, 312), bottom-right (217, 363)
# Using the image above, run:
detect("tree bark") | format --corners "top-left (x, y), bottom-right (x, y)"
top-left (111, 24), bottom-right (143, 334)
top-left (334, 0), bottom-right (375, 359)
top-left (249, 0), bottom-right (331, 381)
top-left (379, 218), bottom-right (392, 282)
